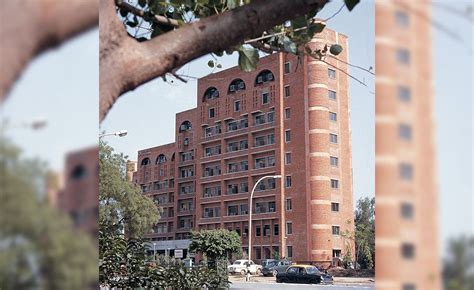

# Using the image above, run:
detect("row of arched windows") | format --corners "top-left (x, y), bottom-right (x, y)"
top-left (141, 153), bottom-right (175, 166)
top-left (203, 69), bottom-right (275, 102)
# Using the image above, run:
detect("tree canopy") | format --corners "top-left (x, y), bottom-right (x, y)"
top-left (99, 140), bottom-right (160, 238)
top-left (354, 196), bottom-right (375, 269)
top-left (189, 229), bottom-right (242, 261)
top-left (0, 137), bottom-right (97, 289)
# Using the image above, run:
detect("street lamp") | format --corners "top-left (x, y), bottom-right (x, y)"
top-left (99, 130), bottom-right (127, 139)
top-left (248, 175), bottom-right (282, 267)
top-left (153, 242), bottom-right (156, 261)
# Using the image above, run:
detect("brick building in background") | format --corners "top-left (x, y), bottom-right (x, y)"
top-left (133, 28), bottom-right (354, 265)
top-left (375, 1), bottom-right (441, 290)
top-left (57, 147), bottom-right (99, 240)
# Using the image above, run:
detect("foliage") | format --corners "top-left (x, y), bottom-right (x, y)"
top-left (189, 229), bottom-right (242, 262)
top-left (117, 0), bottom-right (360, 72)
top-left (99, 140), bottom-right (160, 238)
top-left (0, 137), bottom-right (97, 290)
top-left (443, 235), bottom-right (474, 290)
top-left (354, 197), bottom-right (375, 269)
top-left (99, 232), bottom-right (231, 288)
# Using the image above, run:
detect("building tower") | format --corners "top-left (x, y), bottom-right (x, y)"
top-left (375, 1), bottom-right (441, 289)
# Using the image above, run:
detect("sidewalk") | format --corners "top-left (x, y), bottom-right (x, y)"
top-left (333, 277), bottom-right (375, 285)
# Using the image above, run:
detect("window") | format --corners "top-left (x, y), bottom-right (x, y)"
top-left (331, 179), bottom-right (339, 189)
top-left (284, 85), bottom-right (290, 97)
top-left (333, 249), bottom-right (341, 257)
top-left (328, 68), bottom-right (336, 79)
top-left (287, 246), bottom-right (293, 258)
top-left (395, 10), bottom-right (409, 27)
top-left (398, 86), bottom-right (411, 102)
top-left (179, 120), bottom-right (192, 132)
top-left (141, 157), bottom-right (151, 166)
top-left (255, 70), bottom-right (275, 85)
top-left (286, 199), bottom-right (292, 211)
top-left (267, 111), bottom-right (275, 123)
top-left (401, 202), bottom-right (414, 219)
top-left (285, 152), bottom-right (292, 164)
top-left (284, 62), bottom-right (291, 74)
top-left (285, 130), bottom-right (291, 142)
top-left (399, 163), bottom-right (413, 180)
top-left (209, 107), bottom-right (215, 118)
top-left (329, 112), bottom-right (337, 121)
top-left (331, 202), bottom-right (339, 212)
top-left (234, 100), bottom-right (241, 112)
top-left (330, 133), bottom-right (338, 144)
top-left (284, 108), bottom-right (291, 119)
top-left (401, 243), bottom-right (415, 259)
top-left (262, 92), bottom-right (269, 104)
top-left (402, 283), bottom-right (416, 290)
top-left (332, 226), bottom-right (340, 235)
top-left (285, 175), bottom-right (292, 188)
top-left (203, 87), bottom-right (219, 100)
top-left (264, 224), bottom-right (271, 236)
top-left (228, 79), bottom-right (246, 93)
top-left (286, 222), bottom-right (293, 235)
top-left (397, 48), bottom-right (410, 64)
top-left (274, 224), bottom-right (279, 236)
top-left (399, 124), bottom-right (412, 140)
top-left (256, 225), bottom-right (261, 236)
top-left (330, 156), bottom-right (338, 167)
top-left (328, 90), bottom-right (337, 100)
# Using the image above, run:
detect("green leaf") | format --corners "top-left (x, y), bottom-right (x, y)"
top-left (138, 0), bottom-right (147, 7)
top-left (207, 60), bottom-right (215, 68)
top-left (308, 22), bottom-right (326, 36)
top-left (330, 44), bottom-right (343, 55)
top-left (216, 64), bottom-right (222, 68)
top-left (238, 47), bottom-right (259, 72)
top-left (226, 0), bottom-right (237, 9)
top-left (282, 36), bottom-right (297, 54)
top-left (119, 8), bottom-right (129, 18)
top-left (344, 0), bottom-right (360, 11)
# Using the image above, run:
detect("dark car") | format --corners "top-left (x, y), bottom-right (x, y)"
top-left (276, 265), bottom-right (322, 284)
top-left (261, 259), bottom-right (292, 276)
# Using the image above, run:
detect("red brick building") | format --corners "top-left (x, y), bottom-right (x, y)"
top-left (57, 147), bottom-right (99, 240)
top-left (134, 28), bottom-right (354, 264)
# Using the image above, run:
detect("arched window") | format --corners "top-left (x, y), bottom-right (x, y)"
top-left (179, 120), bottom-right (192, 132)
top-left (228, 79), bottom-right (246, 93)
top-left (141, 157), bottom-right (151, 166)
top-left (156, 154), bottom-right (167, 164)
top-left (255, 70), bottom-right (275, 85)
top-left (70, 165), bottom-right (86, 180)
top-left (203, 87), bottom-right (219, 101)
top-left (171, 153), bottom-right (175, 162)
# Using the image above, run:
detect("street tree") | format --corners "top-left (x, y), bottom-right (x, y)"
top-left (0, 137), bottom-right (97, 290)
top-left (443, 235), bottom-right (474, 290)
top-left (99, 140), bottom-right (160, 238)
top-left (354, 196), bottom-right (375, 269)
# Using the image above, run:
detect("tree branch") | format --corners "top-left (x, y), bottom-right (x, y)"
top-left (0, 0), bottom-right (98, 101)
top-left (114, 0), bottom-right (180, 28)
top-left (99, 0), bottom-right (329, 122)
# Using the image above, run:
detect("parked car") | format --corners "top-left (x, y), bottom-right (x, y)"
top-left (261, 259), bottom-right (292, 276)
top-left (227, 259), bottom-right (262, 275)
top-left (276, 265), bottom-right (322, 284)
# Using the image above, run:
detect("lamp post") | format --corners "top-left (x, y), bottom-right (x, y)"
top-left (99, 130), bottom-right (127, 139)
top-left (153, 242), bottom-right (156, 261)
top-left (248, 175), bottom-right (282, 266)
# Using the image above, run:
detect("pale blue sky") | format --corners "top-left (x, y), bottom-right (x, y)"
top-left (2, 1), bottom-right (472, 250)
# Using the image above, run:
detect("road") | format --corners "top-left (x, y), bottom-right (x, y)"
top-left (230, 282), bottom-right (374, 289)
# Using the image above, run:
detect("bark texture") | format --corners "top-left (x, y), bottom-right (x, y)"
top-left (0, 0), bottom-right (98, 101)
top-left (100, 0), bottom-right (328, 121)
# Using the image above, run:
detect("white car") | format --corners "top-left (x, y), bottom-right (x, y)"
top-left (227, 259), bottom-right (262, 275)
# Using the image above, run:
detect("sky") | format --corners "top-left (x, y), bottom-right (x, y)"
top-left (2, 0), bottom-right (472, 251)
